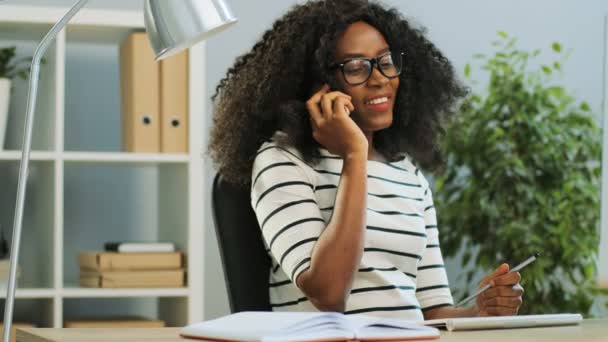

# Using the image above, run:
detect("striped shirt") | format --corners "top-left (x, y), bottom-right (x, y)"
top-left (250, 140), bottom-right (453, 320)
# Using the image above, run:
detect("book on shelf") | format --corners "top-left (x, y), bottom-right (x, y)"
top-left (78, 251), bottom-right (183, 271)
top-left (120, 31), bottom-right (161, 153)
top-left (180, 311), bottom-right (439, 342)
top-left (159, 50), bottom-right (189, 153)
top-left (64, 317), bottom-right (165, 328)
top-left (104, 241), bottom-right (175, 253)
top-left (79, 269), bottom-right (185, 288)
top-left (120, 31), bottom-right (190, 154)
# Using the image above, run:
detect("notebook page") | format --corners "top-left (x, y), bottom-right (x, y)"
top-left (277, 312), bottom-right (348, 332)
top-left (262, 312), bottom-right (354, 342)
top-left (347, 315), bottom-right (440, 340)
top-left (262, 325), bottom-right (354, 342)
top-left (180, 311), bottom-right (325, 341)
top-left (357, 325), bottom-right (440, 340)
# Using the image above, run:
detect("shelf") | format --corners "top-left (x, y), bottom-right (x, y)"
top-left (0, 3), bottom-right (206, 326)
top-left (0, 298), bottom-right (54, 327)
top-left (62, 152), bottom-right (190, 164)
top-left (61, 286), bottom-right (190, 298)
top-left (0, 288), bottom-right (55, 299)
top-left (0, 5), bottom-right (143, 28)
top-left (0, 151), bottom-right (57, 161)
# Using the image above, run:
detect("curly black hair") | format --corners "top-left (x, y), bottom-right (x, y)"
top-left (209, 0), bottom-right (466, 186)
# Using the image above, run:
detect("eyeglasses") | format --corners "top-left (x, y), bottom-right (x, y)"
top-left (330, 51), bottom-right (404, 86)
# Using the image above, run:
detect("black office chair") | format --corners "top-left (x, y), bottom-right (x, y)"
top-left (212, 173), bottom-right (272, 313)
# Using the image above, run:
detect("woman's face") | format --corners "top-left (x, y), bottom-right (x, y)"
top-left (333, 21), bottom-right (400, 133)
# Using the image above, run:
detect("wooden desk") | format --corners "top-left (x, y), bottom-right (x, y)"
top-left (16, 328), bottom-right (183, 342)
top-left (15, 319), bottom-right (608, 342)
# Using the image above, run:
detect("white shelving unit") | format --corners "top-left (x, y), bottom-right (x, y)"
top-left (0, 5), bottom-right (206, 327)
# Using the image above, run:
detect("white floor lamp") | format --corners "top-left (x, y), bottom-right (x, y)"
top-left (1, 1), bottom-right (237, 341)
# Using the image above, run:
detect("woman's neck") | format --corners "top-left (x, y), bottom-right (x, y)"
top-left (364, 132), bottom-right (387, 162)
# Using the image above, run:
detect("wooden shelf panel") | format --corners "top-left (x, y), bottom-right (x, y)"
top-left (62, 152), bottom-right (190, 164)
top-left (0, 288), bottom-right (55, 299)
top-left (0, 151), bottom-right (57, 161)
top-left (0, 5), bottom-right (143, 28)
top-left (61, 286), bottom-right (190, 298)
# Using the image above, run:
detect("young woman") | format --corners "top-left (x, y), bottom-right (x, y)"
top-left (209, 0), bottom-right (524, 320)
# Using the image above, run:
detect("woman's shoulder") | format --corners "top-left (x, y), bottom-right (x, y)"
top-left (384, 154), bottom-right (415, 173)
top-left (255, 139), bottom-right (307, 164)
top-left (391, 155), bottom-right (430, 188)
top-left (252, 133), bottom-right (316, 173)
top-left (251, 138), bottom-right (317, 187)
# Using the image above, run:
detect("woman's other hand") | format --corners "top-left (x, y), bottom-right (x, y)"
top-left (475, 263), bottom-right (524, 316)
top-left (306, 84), bottom-right (367, 158)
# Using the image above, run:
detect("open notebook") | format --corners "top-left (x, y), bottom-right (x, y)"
top-left (423, 313), bottom-right (583, 331)
top-left (179, 311), bottom-right (440, 342)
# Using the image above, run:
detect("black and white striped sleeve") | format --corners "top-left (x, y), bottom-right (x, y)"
top-left (250, 147), bottom-right (326, 286)
top-left (416, 176), bottom-right (454, 311)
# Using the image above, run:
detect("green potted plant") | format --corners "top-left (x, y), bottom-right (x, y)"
top-left (0, 46), bottom-right (35, 150)
top-left (434, 32), bottom-right (604, 315)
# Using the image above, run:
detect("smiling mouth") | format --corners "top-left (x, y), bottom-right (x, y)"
top-left (365, 97), bottom-right (389, 105)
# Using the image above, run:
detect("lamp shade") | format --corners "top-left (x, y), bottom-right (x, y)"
top-left (144, 0), bottom-right (237, 60)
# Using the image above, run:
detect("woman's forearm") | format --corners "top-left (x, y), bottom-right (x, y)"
top-left (296, 152), bottom-right (368, 312)
top-left (423, 305), bottom-right (479, 320)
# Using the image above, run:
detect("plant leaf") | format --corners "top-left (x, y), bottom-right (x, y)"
top-left (553, 61), bottom-right (561, 70)
top-left (552, 42), bottom-right (562, 52)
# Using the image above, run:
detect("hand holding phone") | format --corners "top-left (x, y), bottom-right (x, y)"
top-left (306, 84), bottom-right (367, 158)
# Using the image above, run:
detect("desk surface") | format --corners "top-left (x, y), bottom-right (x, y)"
top-left (15, 319), bottom-right (608, 342)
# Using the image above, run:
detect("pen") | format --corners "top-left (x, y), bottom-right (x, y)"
top-left (455, 252), bottom-right (540, 307)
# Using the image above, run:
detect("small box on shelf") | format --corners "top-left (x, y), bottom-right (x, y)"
top-left (78, 251), bottom-right (186, 288)
top-left (79, 269), bottom-right (185, 288)
top-left (78, 251), bottom-right (183, 271)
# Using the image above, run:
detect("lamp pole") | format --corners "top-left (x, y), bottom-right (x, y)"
top-left (2, 1), bottom-right (90, 341)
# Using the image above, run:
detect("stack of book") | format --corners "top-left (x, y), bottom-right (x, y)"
top-left (78, 242), bottom-right (185, 288)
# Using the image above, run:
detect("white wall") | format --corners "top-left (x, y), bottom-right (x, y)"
top-left (7, 0), bottom-right (608, 317)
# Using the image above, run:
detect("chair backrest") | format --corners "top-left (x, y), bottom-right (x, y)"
top-left (211, 174), bottom-right (272, 313)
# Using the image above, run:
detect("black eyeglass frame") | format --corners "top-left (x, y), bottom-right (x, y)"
top-left (329, 51), bottom-right (404, 86)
